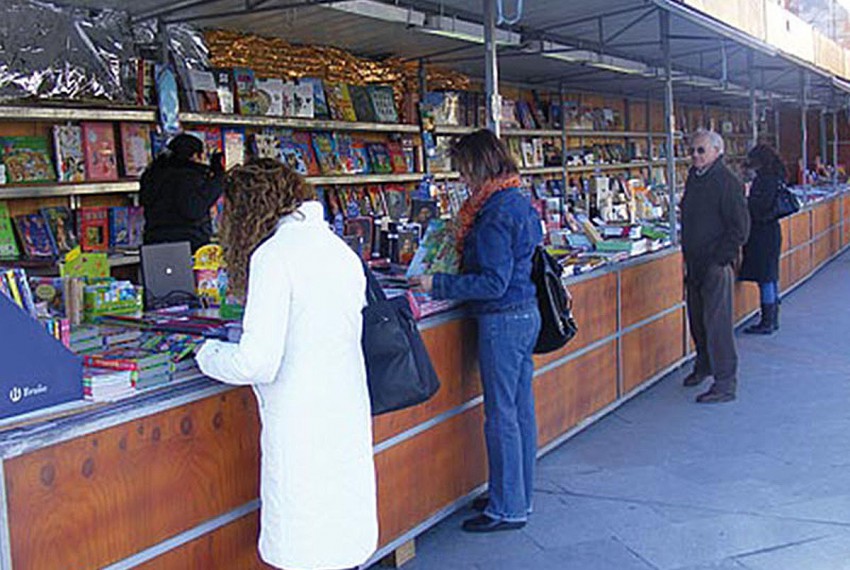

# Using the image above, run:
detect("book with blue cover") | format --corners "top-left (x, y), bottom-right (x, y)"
top-left (13, 214), bottom-right (56, 259)
top-left (40, 206), bottom-right (78, 255)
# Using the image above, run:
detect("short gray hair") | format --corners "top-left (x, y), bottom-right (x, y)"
top-left (691, 129), bottom-right (725, 155)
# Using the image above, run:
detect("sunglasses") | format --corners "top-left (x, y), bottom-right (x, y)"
top-left (689, 146), bottom-right (707, 156)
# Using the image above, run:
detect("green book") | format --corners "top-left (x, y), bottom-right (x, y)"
top-left (0, 202), bottom-right (20, 260)
top-left (0, 136), bottom-right (55, 183)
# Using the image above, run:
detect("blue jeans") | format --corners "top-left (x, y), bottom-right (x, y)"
top-left (476, 304), bottom-right (541, 522)
top-left (759, 281), bottom-right (779, 304)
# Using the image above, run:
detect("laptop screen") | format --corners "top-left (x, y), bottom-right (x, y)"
top-left (140, 242), bottom-right (198, 309)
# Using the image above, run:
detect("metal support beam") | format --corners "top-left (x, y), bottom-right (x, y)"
top-left (560, 83), bottom-right (568, 194)
top-left (749, 51), bottom-right (758, 149)
top-left (801, 71), bottom-right (809, 193)
top-left (833, 110), bottom-right (839, 186)
top-left (604, 8), bottom-right (657, 47)
top-left (774, 102), bottom-right (781, 152)
top-left (538, 4), bottom-right (649, 33)
top-left (662, 10), bottom-right (678, 245)
top-left (819, 109), bottom-right (828, 168)
top-left (419, 59), bottom-right (429, 174)
top-left (484, 0), bottom-right (500, 136)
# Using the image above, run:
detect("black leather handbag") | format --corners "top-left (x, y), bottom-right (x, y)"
top-left (773, 182), bottom-right (801, 220)
top-left (361, 265), bottom-right (440, 415)
top-left (532, 246), bottom-right (578, 354)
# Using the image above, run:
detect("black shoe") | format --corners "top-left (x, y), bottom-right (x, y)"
top-left (696, 388), bottom-right (736, 404)
top-left (744, 303), bottom-right (777, 335)
top-left (471, 495), bottom-right (488, 512)
top-left (461, 514), bottom-right (526, 533)
top-left (683, 372), bottom-right (708, 387)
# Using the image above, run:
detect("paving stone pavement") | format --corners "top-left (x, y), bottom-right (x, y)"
top-left (385, 252), bottom-right (850, 570)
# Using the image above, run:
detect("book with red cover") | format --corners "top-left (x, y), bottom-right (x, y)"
top-left (81, 122), bottom-right (119, 181)
top-left (387, 142), bottom-right (408, 174)
top-left (76, 207), bottom-right (109, 252)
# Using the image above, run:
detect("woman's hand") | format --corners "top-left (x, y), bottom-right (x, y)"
top-left (408, 274), bottom-right (434, 293)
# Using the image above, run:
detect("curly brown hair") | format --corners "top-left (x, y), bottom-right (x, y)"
top-left (221, 158), bottom-right (315, 297)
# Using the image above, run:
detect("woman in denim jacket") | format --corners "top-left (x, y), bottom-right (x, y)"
top-left (411, 129), bottom-right (543, 533)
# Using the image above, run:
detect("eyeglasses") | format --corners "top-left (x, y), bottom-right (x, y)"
top-left (689, 146), bottom-right (707, 156)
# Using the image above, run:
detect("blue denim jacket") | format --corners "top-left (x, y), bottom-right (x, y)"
top-left (432, 187), bottom-right (542, 314)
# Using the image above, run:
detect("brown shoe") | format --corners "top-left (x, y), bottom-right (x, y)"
top-left (696, 388), bottom-right (736, 404)
top-left (683, 372), bottom-right (708, 387)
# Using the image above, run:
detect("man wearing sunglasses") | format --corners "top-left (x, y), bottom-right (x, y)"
top-left (680, 129), bottom-right (750, 404)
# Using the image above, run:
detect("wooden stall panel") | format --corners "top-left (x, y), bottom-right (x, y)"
top-left (788, 246), bottom-right (813, 286)
top-left (831, 198), bottom-right (842, 226)
top-left (621, 252), bottom-right (684, 328)
top-left (6, 390), bottom-right (261, 570)
top-left (373, 319), bottom-right (479, 445)
top-left (374, 406), bottom-right (487, 546)
top-left (533, 272), bottom-right (617, 369)
top-left (814, 234), bottom-right (831, 269)
top-left (844, 195), bottom-right (850, 222)
top-left (813, 203), bottom-right (832, 235)
top-left (734, 281), bottom-right (759, 322)
top-left (622, 310), bottom-right (685, 394)
top-left (138, 513), bottom-right (272, 570)
top-left (780, 217), bottom-right (792, 253)
top-left (534, 342), bottom-right (617, 448)
top-left (780, 255), bottom-right (792, 293)
top-left (790, 211), bottom-right (811, 248)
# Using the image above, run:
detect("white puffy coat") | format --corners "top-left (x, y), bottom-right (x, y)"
top-left (196, 201), bottom-right (377, 570)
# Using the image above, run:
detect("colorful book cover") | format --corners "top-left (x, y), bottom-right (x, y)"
top-left (405, 219), bottom-right (460, 277)
top-left (212, 68), bottom-right (235, 114)
top-left (128, 205), bottom-right (144, 247)
top-left (233, 67), bottom-right (261, 115)
top-left (325, 83), bottom-right (358, 122)
top-left (81, 123), bottom-right (119, 182)
top-left (0, 136), bottom-right (55, 183)
top-left (109, 206), bottom-right (131, 249)
top-left (336, 134), bottom-right (364, 174)
top-left (0, 202), bottom-right (20, 259)
top-left (368, 85), bottom-right (399, 123)
top-left (292, 132), bottom-right (319, 175)
top-left (186, 126), bottom-right (224, 163)
top-left (348, 85), bottom-right (377, 123)
top-left (367, 143), bottom-right (393, 174)
top-left (119, 123), bottom-right (153, 178)
top-left (256, 77), bottom-right (285, 116)
top-left (397, 226), bottom-right (420, 265)
top-left (223, 128), bottom-right (246, 170)
top-left (302, 78), bottom-right (329, 119)
top-left (383, 186), bottom-right (410, 221)
top-left (76, 207), bottom-right (109, 253)
top-left (279, 134), bottom-right (309, 175)
top-left (40, 206), bottom-right (77, 254)
top-left (249, 132), bottom-right (280, 160)
top-left (291, 82), bottom-right (315, 118)
top-left (53, 125), bottom-right (85, 182)
top-left (410, 198), bottom-right (439, 231)
top-left (14, 214), bottom-right (57, 259)
top-left (387, 142), bottom-right (408, 174)
top-left (344, 216), bottom-right (374, 261)
top-left (311, 132), bottom-right (343, 175)
top-left (187, 69), bottom-right (220, 112)
top-left (30, 277), bottom-right (66, 317)
top-left (367, 186), bottom-right (386, 217)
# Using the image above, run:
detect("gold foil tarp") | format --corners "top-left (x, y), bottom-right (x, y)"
top-left (205, 29), bottom-right (470, 116)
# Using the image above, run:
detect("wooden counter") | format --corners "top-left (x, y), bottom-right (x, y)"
top-left (0, 191), bottom-right (846, 570)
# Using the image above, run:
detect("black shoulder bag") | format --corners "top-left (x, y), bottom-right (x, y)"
top-left (532, 245), bottom-right (578, 354)
top-left (772, 181), bottom-right (801, 220)
top-left (361, 265), bottom-right (441, 415)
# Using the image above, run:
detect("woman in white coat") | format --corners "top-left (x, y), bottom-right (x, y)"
top-left (196, 158), bottom-right (378, 570)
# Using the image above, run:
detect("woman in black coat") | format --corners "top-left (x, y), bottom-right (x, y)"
top-left (140, 134), bottom-right (224, 253)
top-left (739, 144), bottom-right (784, 334)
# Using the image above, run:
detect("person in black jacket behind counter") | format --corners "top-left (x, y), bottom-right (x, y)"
top-left (680, 129), bottom-right (750, 404)
top-left (140, 134), bottom-right (224, 252)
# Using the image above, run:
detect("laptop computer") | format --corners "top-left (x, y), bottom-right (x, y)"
top-left (140, 242), bottom-right (198, 309)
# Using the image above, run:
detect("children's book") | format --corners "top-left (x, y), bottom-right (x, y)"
top-left (367, 186), bottom-right (386, 217)
top-left (368, 85), bottom-right (399, 123)
top-left (53, 125), bottom-right (86, 182)
top-left (397, 226), bottom-right (420, 265)
top-left (223, 128), bottom-right (246, 170)
top-left (410, 198), bottom-right (439, 232)
top-left (311, 132), bottom-right (343, 175)
top-left (40, 206), bottom-right (77, 254)
top-left (249, 132), bottom-right (279, 160)
top-left (186, 69), bottom-right (220, 112)
top-left (128, 206), bottom-right (144, 247)
top-left (256, 77), bottom-right (285, 116)
top-left (325, 83), bottom-right (358, 122)
top-left (13, 214), bottom-right (57, 259)
top-left (0, 202), bottom-right (19, 259)
top-left (186, 126), bottom-right (223, 162)
top-left (30, 276), bottom-right (67, 317)
top-left (81, 123), bottom-right (119, 181)
top-left (336, 134), bottom-right (369, 174)
top-left (0, 136), bottom-right (55, 183)
top-left (233, 67), bottom-right (261, 115)
top-left (348, 85), bottom-right (377, 123)
top-left (119, 123), bottom-right (153, 178)
top-left (405, 219), bottom-right (459, 277)
top-left (291, 82), bottom-right (315, 118)
top-left (367, 143), bottom-right (393, 174)
top-left (301, 78), bottom-right (329, 119)
top-left (387, 142), bottom-right (408, 174)
top-left (383, 186), bottom-right (410, 221)
top-left (76, 207), bottom-right (109, 253)
top-left (109, 206), bottom-right (131, 249)
top-left (279, 131), bottom-right (319, 176)
top-left (349, 138), bottom-right (371, 175)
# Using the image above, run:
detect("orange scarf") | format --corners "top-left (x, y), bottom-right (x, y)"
top-left (455, 174), bottom-right (522, 257)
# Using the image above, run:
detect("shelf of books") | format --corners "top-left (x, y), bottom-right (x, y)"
top-left (180, 111), bottom-right (420, 134)
top-left (0, 180), bottom-right (140, 199)
top-left (0, 105), bottom-right (157, 123)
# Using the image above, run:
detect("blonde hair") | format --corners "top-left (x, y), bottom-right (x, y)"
top-left (221, 158), bottom-right (315, 297)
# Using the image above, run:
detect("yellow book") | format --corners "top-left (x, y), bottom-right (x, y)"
top-left (4, 270), bottom-right (22, 308)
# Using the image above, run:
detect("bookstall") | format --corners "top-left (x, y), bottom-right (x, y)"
top-left (1, 1), bottom-right (850, 569)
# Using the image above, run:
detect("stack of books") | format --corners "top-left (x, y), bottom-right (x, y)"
top-left (83, 348), bottom-right (172, 390)
top-left (83, 368), bottom-right (134, 402)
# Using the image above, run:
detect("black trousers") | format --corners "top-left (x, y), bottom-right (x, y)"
top-left (686, 264), bottom-right (738, 394)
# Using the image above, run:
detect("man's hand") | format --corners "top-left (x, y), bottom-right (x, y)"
top-left (408, 274), bottom-right (434, 293)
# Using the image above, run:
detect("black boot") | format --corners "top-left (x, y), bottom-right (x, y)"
top-left (773, 302), bottom-right (780, 331)
top-left (744, 304), bottom-right (776, 335)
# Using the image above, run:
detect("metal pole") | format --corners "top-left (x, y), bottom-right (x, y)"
top-left (774, 103), bottom-right (781, 152)
top-left (662, 10), bottom-right (677, 244)
top-left (749, 50), bottom-right (758, 149)
top-left (801, 71), bottom-right (809, 197)
top-left (820, 109), bottom-right (828, 170)
top-left (483, 0), bottom-right (500, 137)
top-left (418, 59), bottom-right (429, 175)
top-left (833, 110), bottom-right (839, 187)
top-left (560, 83), bottom-right (568, 193)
